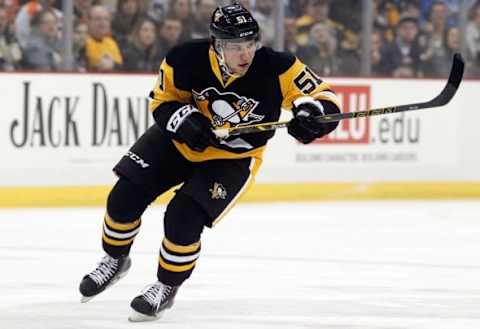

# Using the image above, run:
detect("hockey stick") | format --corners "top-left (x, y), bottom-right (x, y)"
top-left (214, 53), bottom-right (464, 139)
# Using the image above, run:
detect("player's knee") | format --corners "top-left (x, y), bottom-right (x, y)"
top-left (164, 192), bottom-right (209, 244)
top-left (107, 177), bottom-right (154, 223)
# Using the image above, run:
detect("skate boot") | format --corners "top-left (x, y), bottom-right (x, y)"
top-left (128, 281), bottom-right (179, 322)
top-left (79, 254), bottom-right (131, 303)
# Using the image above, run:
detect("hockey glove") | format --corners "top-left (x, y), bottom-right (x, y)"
top-left (166, 105), bottom-right (218, 152)
top-left (287, 96), bottom-right (328, 144)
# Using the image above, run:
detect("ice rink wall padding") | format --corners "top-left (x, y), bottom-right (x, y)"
top-left (1, 73), bottom-right (479, 207)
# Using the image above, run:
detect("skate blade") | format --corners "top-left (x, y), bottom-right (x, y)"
top-left (79, 268), bottom-right (130, 303)
top-left (128, 309), bottom-right (163, 322)
top-left (80, 295), bottom-right (94, 303)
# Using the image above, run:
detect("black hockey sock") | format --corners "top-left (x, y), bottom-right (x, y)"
top-left (157, 237), bottom-right (201, 286)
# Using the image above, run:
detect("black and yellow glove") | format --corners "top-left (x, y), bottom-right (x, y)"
top-left (166, 105), bottom-right (218, 152)
top-left (288, 97), bottom-right (329, 144)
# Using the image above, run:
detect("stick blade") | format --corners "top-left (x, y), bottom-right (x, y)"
top-left (428, 53), bottom-right (464, 107)
top-left (449, 53), bottom-right (465, 89)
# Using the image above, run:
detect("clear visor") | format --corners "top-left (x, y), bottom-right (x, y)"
top-left (215, 38), bottom-right (261, 53)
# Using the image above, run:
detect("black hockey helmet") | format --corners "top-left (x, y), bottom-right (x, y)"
top-left (209, 3), bottom-right (260, 44)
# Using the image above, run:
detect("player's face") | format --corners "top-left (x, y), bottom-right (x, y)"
top-left (222, 40), bottom-right (257, 76)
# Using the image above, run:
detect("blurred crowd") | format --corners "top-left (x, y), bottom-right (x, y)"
top-left (0, 0), bottom-right (479, 77)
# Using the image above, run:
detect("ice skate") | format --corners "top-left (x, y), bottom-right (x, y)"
top-left (79, 254), bottom-right (131, 303)
top-left (128, 281), bottom-right (178, 322)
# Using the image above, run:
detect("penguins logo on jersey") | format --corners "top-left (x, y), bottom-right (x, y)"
top-left (209, 182), bottom-right (227, 200)
top-left (193, 87), bottom-right (264, 128)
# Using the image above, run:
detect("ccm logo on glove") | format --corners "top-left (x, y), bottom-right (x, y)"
top-left (166, 105), bottom-right (219, 152)
top-left (166, 105), bottom-right (199, 133)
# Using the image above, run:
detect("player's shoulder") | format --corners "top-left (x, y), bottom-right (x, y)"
top-left (254, 46), bottom-right (297, 76)
top-left (165, 39), bottom-right (211, 69)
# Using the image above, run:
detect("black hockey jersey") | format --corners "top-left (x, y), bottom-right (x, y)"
top-left (149, 39), bottom-right (340, 162)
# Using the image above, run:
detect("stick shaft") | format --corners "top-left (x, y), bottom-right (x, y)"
top-left (215, 53), bottom-right (464, 137)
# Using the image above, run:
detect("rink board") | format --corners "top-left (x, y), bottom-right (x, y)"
top-left (0, 72), bottom-right (478, 206)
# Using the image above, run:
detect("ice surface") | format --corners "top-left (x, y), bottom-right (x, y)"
top-left (1, 201), bottom-right (480, 328)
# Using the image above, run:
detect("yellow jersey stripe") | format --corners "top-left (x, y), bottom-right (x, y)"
top-left (150, 59), bottom-right (192, 113)
top-left (279, 58), bottom-right (337, 111)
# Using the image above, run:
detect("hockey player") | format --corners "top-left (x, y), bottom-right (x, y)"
top-left (79, 2), bottom-right (341, 322)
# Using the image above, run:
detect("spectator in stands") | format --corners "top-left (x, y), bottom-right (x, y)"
top-left (373, 0), bottom-right (401, 43)
top-left (22, 8), bottom-right (63, 70)
top-left (370, 29), bottom-right (386, 76)
top-left (14, 0), bottom-right (62, 48)
top-left (296, 0), bottom-right (344, 47)
top-left (419, 0), bottom-right (450, 75)
top-left (74, 0), bottom-right (92, 22)
top-left (252, 0), bottom-right (275, 47)
top-left (419, 0), bottom-right (466, 25)
top-left (444, 26), bottom-right (460, 63)
top-left (73, 19), bottom-right (88, 71)
top-left (0, 0), bottom-right (19, 23)
top-left (191, 0), bottom-right (218, 39)
top-left (392, 64), bottom-right (416, 77)
top-left (379, 15), bottom-right (423, 76)
top-left (296, 22), bottom-right (338, 76)
top-left (329, 0), bottom-right (361, 33)
top-left (286, 0), bottom-right (308, 17)
top-left (284, 15), bottom-right (300, 55)
top-left (466, 3), bottom-right (480, 75)
top-left (148, 0), bottom-right (168, 22)
top-left (0, 5), bottom-right (22, 71)
top-left (421, 25), bottom-right (459, 77)
top-left (400, 0), bottom-right (422, 20)
top-left (85, 5), bottom-right (123, 71)
top-left (14, 0), bottom-right (42, 48)
top-left (297, 0), bottom-right (327, 45)
top-left (111, 0), bottom-right (144, 47)
top-left (157, 16), bottom-right (182, 59)
top-left (167, 0), bottom-right (192, 42)
top-left (122, 16), bottom-right (162, 72)
top-left (100, 0), bottom-right (117, 13)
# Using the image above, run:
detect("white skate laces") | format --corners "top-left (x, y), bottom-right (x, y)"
top-left (141, 282), bottom-right (173, 309)
top-left (88, 255), bottom-right (119, 286)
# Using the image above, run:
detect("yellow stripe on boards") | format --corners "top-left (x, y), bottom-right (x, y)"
top-left (163, 238), bottom-right (200, 254)
top-left (104, 214), bottom-right (141, 231)
top-left (159, 258), bottom-right (196, 272)
top-left (102, 233), bottom-right (135, 246)
top-left (1, 182), bottom-right (480, 207)
top-left (0, 186), bottom-right (177, 208)
top-left (239, 182), bottom-right (480, 202)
